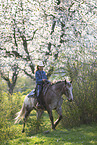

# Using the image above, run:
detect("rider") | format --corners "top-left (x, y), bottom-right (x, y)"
top-left (35, 61), bottom-right (48, 109)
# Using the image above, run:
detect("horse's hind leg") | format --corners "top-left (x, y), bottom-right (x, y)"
top-left (22, 110), bottom-right (31, 133)
top-left (54, 107), bottom-right (62, 128)
top-left (36, 110), bottom-right (44, 130)
top-left (37, 110), bottom-right (44, 120)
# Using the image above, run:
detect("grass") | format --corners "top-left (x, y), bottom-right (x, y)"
top-left (2, 111), bottom-right (97, 145)
top-left (7, 124), bottom-right (97, 145)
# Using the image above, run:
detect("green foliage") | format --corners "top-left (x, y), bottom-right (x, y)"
top-left (22, 89), bottom-right (32, 95)
top-left (0, 91), bottom-right (23, 144)
top-left (61, 63), bottom-right (97, 128)
top-left (14, 76), bottom-right (35, 93)
top-left (25, 118), bottom-right (43, 136)
top-left (0, 76), bottom-right (35, 95)
top-left (0, 78), bottom-right (8, 93)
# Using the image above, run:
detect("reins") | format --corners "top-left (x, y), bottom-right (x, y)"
top-left (44, 82), bottom-right (66, 98)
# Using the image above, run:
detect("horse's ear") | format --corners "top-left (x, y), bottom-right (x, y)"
top-left (65, 80), bottom-right (67, 84)
top-left (70, 80), bottom-right (72, 84)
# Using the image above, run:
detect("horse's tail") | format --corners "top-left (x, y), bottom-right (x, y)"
top-left (14, 102), bottom-right (26, 124)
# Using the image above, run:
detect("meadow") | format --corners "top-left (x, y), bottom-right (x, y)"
top-left (2, 110), bottom-right (97, 145)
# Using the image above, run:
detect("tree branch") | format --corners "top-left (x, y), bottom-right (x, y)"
top-left (27, 29), bottom-right (38, 41)
top-left (47, 66), bottom-right (54, 79)
top-left (0, 70), bottom-right (9, 82)
top-left (22, 69), bottom-right (35, 80)
top-left (50, 19), bottom-right (56, 35)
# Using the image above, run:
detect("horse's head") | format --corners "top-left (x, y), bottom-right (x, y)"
top-left (63, 80), bottom-right (73, 102)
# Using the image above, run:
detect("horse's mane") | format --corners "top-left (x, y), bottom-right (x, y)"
top-left (53, 80), bottom-right (64, 85)
top-left (56, 81), bottom-right (62, 84)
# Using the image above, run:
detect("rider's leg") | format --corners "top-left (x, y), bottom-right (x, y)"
top-left (36, 85), bottom-right (43, 109)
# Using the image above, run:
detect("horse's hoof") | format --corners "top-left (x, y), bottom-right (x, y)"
top-left (52, 127), bottom-right (56, 131)
top-left (52, 125), bottom-right (56, 130)
top-left (43, 130), bottom-right (50, 134)
top-left (22, 129), bottom-right (25, 133)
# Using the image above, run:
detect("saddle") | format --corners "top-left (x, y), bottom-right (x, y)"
top-left (27, 81), bottom-right (51, 98)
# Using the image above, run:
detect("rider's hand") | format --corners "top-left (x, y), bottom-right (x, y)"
top-left (42, 79), bottom-right (46, 82)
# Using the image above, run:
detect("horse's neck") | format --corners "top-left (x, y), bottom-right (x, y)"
top-left (53, 82), bottom-right (64, 95)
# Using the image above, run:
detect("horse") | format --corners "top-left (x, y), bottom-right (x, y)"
top-left (14, 80), bottom-right (73, 133)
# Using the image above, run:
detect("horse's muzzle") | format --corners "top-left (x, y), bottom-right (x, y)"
top-left (68, 98), bottom-right (73, 102)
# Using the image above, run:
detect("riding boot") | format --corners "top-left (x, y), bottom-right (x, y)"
top-left (36, 86), bottom-right (44, 109)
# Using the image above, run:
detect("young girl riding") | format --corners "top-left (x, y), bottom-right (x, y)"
top-left (35, 61), bottom-right (48, 109)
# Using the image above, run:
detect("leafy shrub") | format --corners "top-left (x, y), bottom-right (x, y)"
top-left (61, 66), bottom-right (97, 128)
top-left (62, 100), bottom-right (81, 128)
top-left (0, 91), bottom-right (23, 144)
top-left (25, 118), bottom-right (42, 136)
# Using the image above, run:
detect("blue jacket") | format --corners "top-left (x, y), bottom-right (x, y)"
top-left (35, 70), bottom-right (47, 85)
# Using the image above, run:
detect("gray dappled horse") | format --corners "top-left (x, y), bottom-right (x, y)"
top-left (15, 80), bottom-right (73, 133)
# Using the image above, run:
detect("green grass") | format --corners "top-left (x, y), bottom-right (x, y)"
top-left (7, 124), bottom-right (97, 145)
top-left (2, 111), bottom-right (97, 145)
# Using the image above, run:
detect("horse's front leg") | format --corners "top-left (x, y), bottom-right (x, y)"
top-left (54, 107), bottom-right (62, 128)
top-left (47, 109), bottom-right (55, 130)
